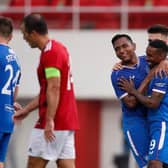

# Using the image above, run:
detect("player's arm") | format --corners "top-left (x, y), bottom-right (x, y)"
top-left (118, 78), bottom-right (164, 108)
top-left (112, 62), bottom-right (124, 71)
top-left (120, 78), bottom-right (138, 108)
top-left (126, 89), bottom-right (163, 108)
top-left (120, 67), bottom-right (155, 107)
top-left (13, 86), bottom-right (19, 102)
top-left (13, 95), bottom-right (39, 123)
top-left (23, 96), bottom-right (39, 112)
top-left (13, 71), bottom-right (22, 110)
top-left (138, 67), bottom-right (155, 93)
top-left (44, 67), bottom-right (61, 142)
top-left (121, 94), bottom-right (138, 108)
top-left (13, 86), bottom-right (22, 111)
top-left (111, 73), bottom-right (138, 108)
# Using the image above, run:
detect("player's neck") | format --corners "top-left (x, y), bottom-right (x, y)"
top-left (0, 36), bottom-right (9, 45)
top-left (38, 35), bottom-right (50, 50)
top-left (122, 56), bottom-right (138, 67)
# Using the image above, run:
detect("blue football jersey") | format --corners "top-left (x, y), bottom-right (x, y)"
top-left (0, 44), bottom-right (21, 133)
top-left (111, 56), bottom-right (149, 126)
top-left (147, 75), bottom-right (168, 122)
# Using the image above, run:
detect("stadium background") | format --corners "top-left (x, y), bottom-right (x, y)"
top-left (1, 0), bottom-right (168, 168)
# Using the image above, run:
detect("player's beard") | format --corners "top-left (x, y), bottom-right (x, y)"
top-left (29, 41), bottom-right (37, 48)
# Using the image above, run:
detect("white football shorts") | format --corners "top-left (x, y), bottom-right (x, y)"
top-left (28, 128), bottom-right (75, 160)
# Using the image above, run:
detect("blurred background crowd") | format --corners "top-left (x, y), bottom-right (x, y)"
top-left (1, 0), bottom-right (168, 29)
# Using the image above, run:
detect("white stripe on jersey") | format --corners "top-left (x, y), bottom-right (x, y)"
top-left (44, 40), bottom-right (52, 52)
top-left (127, 130), bottom-right (139, 156)
top-left (158, 121), bottom-right (166, 150)
top-left (152, 88), bottom-right (166, 94)
top-left (119, 92), bottom-right (128, 99)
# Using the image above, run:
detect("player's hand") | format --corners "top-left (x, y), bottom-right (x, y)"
top-left (118, 77), bottom-right (135, 94)
top-left (13, 108), bottom-right (29, 123)
top-left (44, 119), bottom-right (55, 142)
top-left (155, 59), bottom-right (168, 77)
top-left (14, 102), bottom-right (22, 111)
top-left (112, 62), bottom-right (123, 70)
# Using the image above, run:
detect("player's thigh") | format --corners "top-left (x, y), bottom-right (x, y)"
top-left (28, 129), bottom-right (73, 161)
top-left (57, 159), bottom-right (75, 168)
top-left (124, 121), bottom-right (149, 155)
top-left (27, 156), bottom-right (49, 168)
top-left (123, 120), bottom-right (149, 167)
top-left (148, 121), bottom-right (168, 164)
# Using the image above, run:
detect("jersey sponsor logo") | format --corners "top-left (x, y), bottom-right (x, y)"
top-left (155, 82), bottom-right (166, 87)
top-left (6, 54), bottom-right (17, 63)
top-left (8, 48), bottom-right (21, 66)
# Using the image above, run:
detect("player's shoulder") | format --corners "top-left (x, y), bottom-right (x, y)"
top-left (138, 55), bottom-right (146, 62)
top-left (137, 55), bottom-right (148, 68)
top-left (111, 69), bottom-right (120, 76)
top-left (44, 40), bottom-right (67, 53)
top-left (0, 44), bottom-right (9, 52)
top-left (111, 68), bottom-right (126, 80)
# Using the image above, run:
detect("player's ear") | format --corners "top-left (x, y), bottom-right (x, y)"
top-left (8, 34), bottom-right (12, 43)
top-left (133, 42), bottom-right (136, 50)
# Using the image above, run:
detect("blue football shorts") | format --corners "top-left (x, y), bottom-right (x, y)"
top-left (148, 121), bottom-right (168, 164)
top-left (123, 118), bottom-right (149, 168)
top-left (0, 132), bottom-right (11, 162)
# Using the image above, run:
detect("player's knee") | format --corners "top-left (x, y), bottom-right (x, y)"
top-left (57, 159), bottom-right (75, 168)
top-left (27, 159), bottom-right (33, 168)
top-left (27, 156), bottom-right (48, 168)
top-left (27, 156), bottom-right (36, 168)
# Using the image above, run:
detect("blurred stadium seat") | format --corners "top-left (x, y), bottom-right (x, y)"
top-left (1, 0), bottom-right (24, 28)
top-left (80, 0), bottom-right (121, 29)
top-left (128, 0), bottom-right (168, 29)
top-left (154, 0), bottom-right (168, 6)
top-left (1, 0), bottom-right (168, 29)
top-left (128, 0), bottom-right (147, 29)
top-left (1, 0), bottom-right (72, 29)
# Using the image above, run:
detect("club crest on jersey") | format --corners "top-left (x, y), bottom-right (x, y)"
top-left (129, 75), bottom-right (135, 80)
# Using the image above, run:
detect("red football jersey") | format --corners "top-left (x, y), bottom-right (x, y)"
top-left (35, 40), bottom-right (79, 130)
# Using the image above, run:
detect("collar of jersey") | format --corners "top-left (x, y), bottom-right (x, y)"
top-left (122, 57), bottom-right (140, 69)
